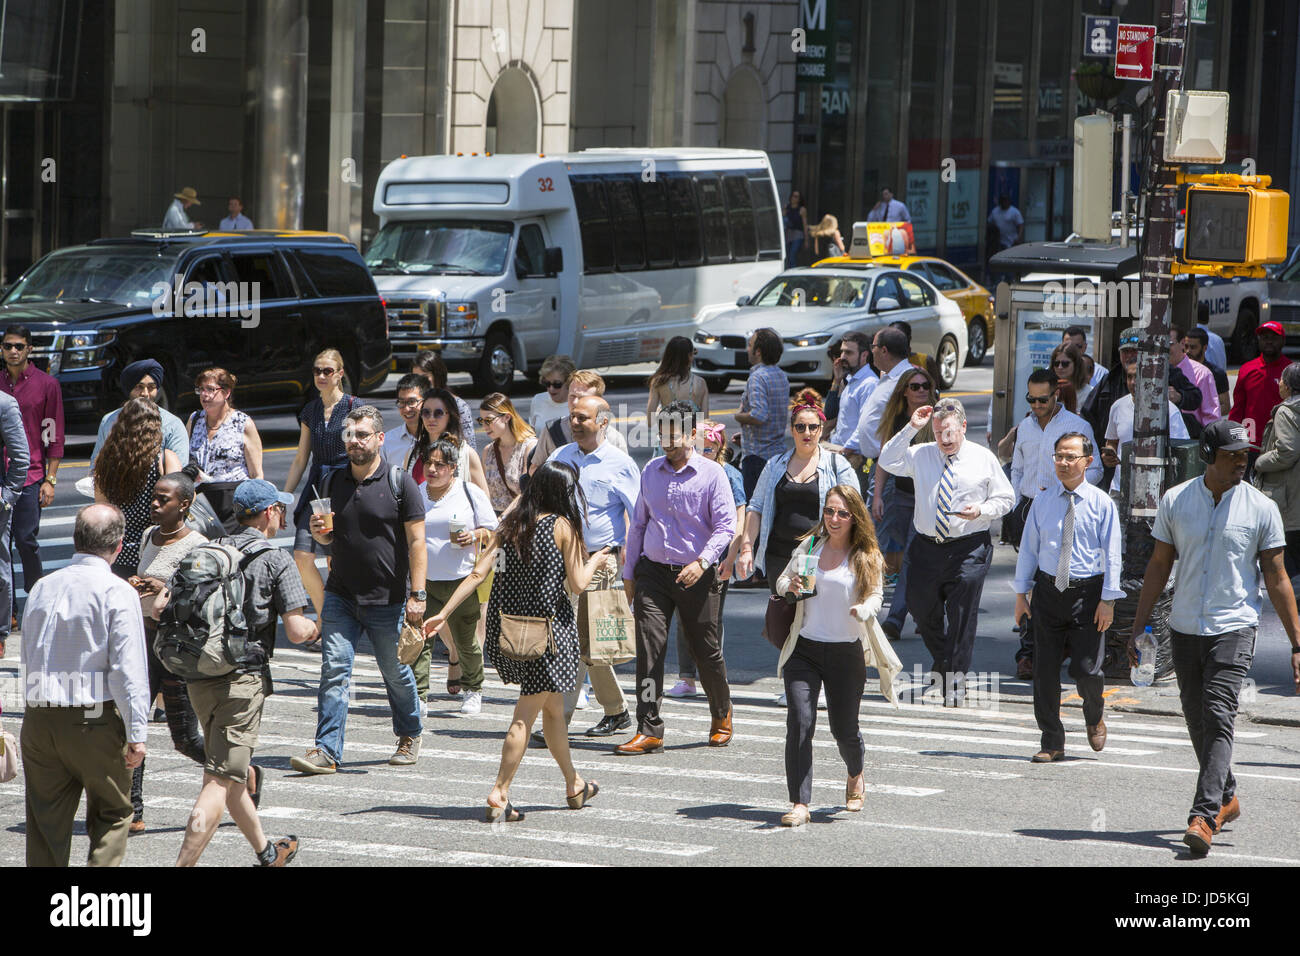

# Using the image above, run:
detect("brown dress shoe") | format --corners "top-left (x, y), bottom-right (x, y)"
top-left (1016, 658), bottom-right (1033, 680)
top-left (614, 733), bottom-right (663, 756)
top-left (1087, 718), bottom-right (1107, 752)
top-left (1031, 749), bottom-right (1065, 763)
top-left (1214, 795), bottom-right (1240, 834)
top-left (1183, 816), bottom-right (1213, 854)
top-left (708, 707), bottom-right (733, 747)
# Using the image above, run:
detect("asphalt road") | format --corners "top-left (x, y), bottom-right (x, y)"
top-left (3, 357), bottom-right (1298, 867)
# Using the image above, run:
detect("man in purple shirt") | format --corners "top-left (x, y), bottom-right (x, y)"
top-left (1171, 327), bottom-right (1220, 429)
top-left (617, 400), bottom-right (736, 755)
top-left (0, 325), bottom-right (61, 623)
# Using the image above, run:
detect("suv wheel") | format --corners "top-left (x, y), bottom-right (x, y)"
top-left (936, 334), bottom-right (960, 389)
top-left (475, 332), bottom-right (516, 394)
top-left (1229, 305), bottom-right (1259, 364)
top-left (965, 319), bottom-right (988, 366)
top-left (705, 375), bottom-right (732, 394)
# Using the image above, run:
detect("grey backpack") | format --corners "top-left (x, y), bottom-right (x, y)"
top-left (154, 539), bottom-right (273, 680)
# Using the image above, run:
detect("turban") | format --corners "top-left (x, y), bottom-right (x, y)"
top-left (119, 359), bottom-right (165, 396)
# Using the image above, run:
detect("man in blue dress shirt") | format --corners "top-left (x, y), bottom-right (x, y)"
top-left (1014, 432), bottom-right (1123, 763)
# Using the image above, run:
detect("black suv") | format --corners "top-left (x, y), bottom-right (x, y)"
top-left (0, 231), bottom-right (391, 417)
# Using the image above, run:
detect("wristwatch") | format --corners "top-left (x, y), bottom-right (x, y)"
top-left (42, 475), bottom-right (57, 485)
top-left (411, 589), bottom-right (427, 601)
top-left (697, 557), bottom-right (712, 571)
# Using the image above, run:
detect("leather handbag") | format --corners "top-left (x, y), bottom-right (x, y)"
top-left (0, 720), bottom-right (18, 783)
top-left (498, 613), bottom-right (555, 661)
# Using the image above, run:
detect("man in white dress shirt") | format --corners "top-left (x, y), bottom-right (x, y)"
top-left (855, 326), bottom-right (915, 462)
top-left (1102, 362), bottom-right (1190, 495)
top-left (20, 504), bottom-right (149, 867)
top-left (879, 399), bottom-right (1015, 705)
top-left (824, 332), bottom-right (878, 471)
top-left (163, 187), bottom-right (201, 230)
top-left (867, 187), bottom-right (911, 223)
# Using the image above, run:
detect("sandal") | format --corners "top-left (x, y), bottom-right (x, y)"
top-left (485, 799), bottom-right (524, 823)
top-left (247, 764), bottom-right (264, 810)
top-left (781, 805), bottom-right (811, 828)
top-left (566, 780), bottom-right (600, 810)
top-left (129, 817), bottom-right (146, 834)
top-left (845, 776), bottom-right (865, 813)
top-left (447, 662), bottom-right (463, 696)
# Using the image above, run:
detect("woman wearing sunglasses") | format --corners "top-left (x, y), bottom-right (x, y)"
top-left (1048, 343), bottom-right (1089, 412)
top-left (479, 394), bottom-right (536, 515)
top-left (186, 367), bottom-right (263, 530)
top-left (284, 348), bottom-right (360, 641)
top-left (735, 390), bottom-right (858, 690)
top-left (409, 388), bottom-right (491, 497)
top-left (773, 484), bottom-right (900, 827)
top-left (872, 365), bottom-right (938, 640)
top-left (529, 354), bottom-right (577, 434)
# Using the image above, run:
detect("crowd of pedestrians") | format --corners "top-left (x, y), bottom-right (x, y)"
top-left (7, 317), bottom-right (1300, 866)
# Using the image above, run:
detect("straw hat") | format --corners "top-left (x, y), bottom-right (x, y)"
top-left (173, 187), bottom-right (201, 204)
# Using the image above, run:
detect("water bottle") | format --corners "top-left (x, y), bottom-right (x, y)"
top-left (1131, 626), bottom-right (1157, 687)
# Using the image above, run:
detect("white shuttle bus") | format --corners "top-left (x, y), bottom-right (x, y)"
top-left (369, 148), bottom-right (785, 391)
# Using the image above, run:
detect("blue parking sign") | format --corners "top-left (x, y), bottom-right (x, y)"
top-left (1084, 16), bottom-right (1119, 57)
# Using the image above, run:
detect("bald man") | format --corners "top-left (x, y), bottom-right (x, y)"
top-left (540, 395), bottom-right (640, 742)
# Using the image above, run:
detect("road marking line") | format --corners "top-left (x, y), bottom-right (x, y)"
top-left (206, 831), bottom-right (599, 867)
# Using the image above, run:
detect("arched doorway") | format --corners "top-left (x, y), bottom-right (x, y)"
top-left (486, 67), bottom-right (541, 154)
top-left (721, 68), bottom-right (764, 148)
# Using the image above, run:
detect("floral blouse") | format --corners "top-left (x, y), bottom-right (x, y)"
top-left (483, 437), bottom-right (536, 513)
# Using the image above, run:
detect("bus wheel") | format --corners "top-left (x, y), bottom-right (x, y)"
top-left (475, 332), bottom-right (516, 394)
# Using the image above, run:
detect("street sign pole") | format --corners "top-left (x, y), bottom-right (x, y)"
top-left (1132, 0), bottom-right (1187, 524)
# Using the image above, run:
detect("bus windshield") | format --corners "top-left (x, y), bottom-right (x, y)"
top-left (750, 274), bottom-right (871, 309)
top-left (365, 220), bottom-right (513, 276)
top-left (2, 247), bottom-right (180, 306)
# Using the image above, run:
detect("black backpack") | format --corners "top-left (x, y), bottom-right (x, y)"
top-left (323, 462), bottom-right (406, 505)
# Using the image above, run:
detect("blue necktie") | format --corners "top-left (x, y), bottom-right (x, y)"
top-left (935, 454), bottom-right (956, 541)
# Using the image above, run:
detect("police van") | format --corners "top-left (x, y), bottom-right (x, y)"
top-left (370, 148), bottom-right (785, 391)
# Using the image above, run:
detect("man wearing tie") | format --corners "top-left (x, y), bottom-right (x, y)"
top-left (867, 187), bottom-right (911, 223)
top-left (879, 399), bottom-right (1014, 705)
top-left (1013, 432), bottom-right (1123, 762)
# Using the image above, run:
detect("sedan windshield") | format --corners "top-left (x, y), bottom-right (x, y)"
top-left (365, 220), bottom-right (513, 276)
top-left (2, 248), bottom-right (180, 306)
top-left (751, 274), bottom-right (870, 308)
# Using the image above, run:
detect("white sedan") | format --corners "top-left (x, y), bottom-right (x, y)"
top-left (692, 266), bottom-right (968, 390)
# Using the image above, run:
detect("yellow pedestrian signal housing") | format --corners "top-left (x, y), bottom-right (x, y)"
top-left (1177, 173), bottom-right (1289, 277)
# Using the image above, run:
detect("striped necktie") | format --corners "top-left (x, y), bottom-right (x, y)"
top-left (1055, 492), bottom-right (1075, 591)
top-left (935, 453), bottom-right (956, 541)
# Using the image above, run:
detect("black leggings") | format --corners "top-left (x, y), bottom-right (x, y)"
top-left (782, 636), bottom-right (866, 805)
top-left (131, 624), bottom-right (207, 818)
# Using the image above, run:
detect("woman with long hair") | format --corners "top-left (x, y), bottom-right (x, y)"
top-left (735, 389), bottom-right (858, 700)
top-left (187, 367), bottom-right (264, 530)
top-left (646, 336), bottom-right (708, 420)
top-left (478, 393), bottom-right (536, 514)
top-left (426, 461), bottom-right (610, 822)
top-left (773, 484), bottom-right (899, 827)
top-left (809, 214), bottom-right (845, 258)
top-left (410, 350), bottom-right (476, 447)
top-left (1049, 343), bottom-right (1088, 412)
top-left (283, 348), bottom-right (359, 639)
top-left (873, 365), bottom-right (938, 639)
top-left (94, 398), bottom-right (183, 578)
top-left (409, 388), bottom-right (490, 496)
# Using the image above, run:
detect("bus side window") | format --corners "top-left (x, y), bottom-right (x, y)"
top-left (722, 175), bottom-right (757, 261)
top-left (666, 174), bottom-right (702, 267)
top-left (638, 177), bottom-right (675, 269)
top-left (695, 174), bottom-right (731, 264)
top-left (749, 172), bottom-right (783, 261)
top-left (571, 176), bottom-right (614, 274)
top-left (605, 175), bottom-right (646, 271)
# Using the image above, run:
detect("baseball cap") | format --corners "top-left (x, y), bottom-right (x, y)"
top-left (1256, 320), bottom-right (1284, 337)
top-left (1201, 418), bottom-right (1259, 454)
top-left (233, 478), bottom-right (294, 517)
top-left (1117, 326), bottom-right (1143, 349)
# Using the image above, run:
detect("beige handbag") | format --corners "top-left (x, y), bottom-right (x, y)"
top-left (498, 613), bottom-right (555, 662)
top-left (397, 620), bottom-right (427, 667)
top-left (0, 720), bottom-right (18, 783)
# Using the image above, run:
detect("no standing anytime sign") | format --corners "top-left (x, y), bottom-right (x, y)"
top-left (1115, 23), bottom-right (1157, 81)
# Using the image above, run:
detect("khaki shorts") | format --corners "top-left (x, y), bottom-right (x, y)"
top-left (187, 671), bottom-right (264, 783)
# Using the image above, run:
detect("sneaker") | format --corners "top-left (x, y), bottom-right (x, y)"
top-left (460, 691), bottom-right (483, 716)
top-left (420, 700), bottom-right (429, 720)
top-left (255, 835), bottom-right (300, 867)
top-left (289, 748), bottom-right (337, 775)
top-left (151, 707), bottom-right (166, 723)
top-left (817, 690), bottom-right (827, 710)
top-left (575, 684), bottom-right (590, 710)
top-left (666, 680), bottom-right (698, 698)
top-left (389, 735), bottom-right (420, 766)
top-left (776, 691), bottom-right (787, 707)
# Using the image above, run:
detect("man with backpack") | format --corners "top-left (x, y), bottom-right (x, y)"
top-left (290, 405), bottom-right (427, 774)
top-left (172, 479), bottom-right (316, 866)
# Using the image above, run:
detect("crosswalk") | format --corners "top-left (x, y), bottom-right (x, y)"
top-left (3, 640), bottom-right (1297, 867)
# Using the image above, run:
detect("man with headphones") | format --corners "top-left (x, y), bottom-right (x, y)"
top-left (1131, 419), bottom-right (1300, 857)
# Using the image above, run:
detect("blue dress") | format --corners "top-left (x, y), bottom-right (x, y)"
top-left (294, 394), bottom-right (360, 524)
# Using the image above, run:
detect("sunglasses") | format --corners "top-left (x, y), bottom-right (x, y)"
top-left (313, 366), bottom-right (338, 377)
top-left (792, 422), bottom-right (822, 434)
top-left (1, 342), bottom-right (27, 351)
top-left (1025, 394), bottom-right (1055, 404)
top-left (700, 446), bottom-right (719, 456)
top-left (543, 380), bottom-right (566, 390)
top-left (822, 507), bottom-right (852, 520)
top-left (1052, 360), bottom-right (1073, 368)
top-left (907, 381), bottom-right (929, 391)
top-left (476, 413), bottom-right (506, 427)
top-left (421, 407), bottom-right (448, 419)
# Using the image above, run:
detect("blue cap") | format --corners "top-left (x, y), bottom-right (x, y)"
top-left (233, 479), bottom-right (294, 517)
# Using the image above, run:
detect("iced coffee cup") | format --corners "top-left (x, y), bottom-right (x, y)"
top-left (798, 553), bottom-right (819, 593)
top-left (311, 497), bottom-right (333, 533)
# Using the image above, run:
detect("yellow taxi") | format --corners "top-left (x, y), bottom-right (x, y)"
top-left (814, 235), bottom-right (994, 366)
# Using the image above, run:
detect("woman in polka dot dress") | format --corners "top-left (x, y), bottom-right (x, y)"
top-left (427, 461), bottom-right (610, 823)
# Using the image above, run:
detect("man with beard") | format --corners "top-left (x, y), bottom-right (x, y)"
top-left (289, 406), bottom-right (427, 774)
top-left (1131, 419), bottom-right (1300, 856)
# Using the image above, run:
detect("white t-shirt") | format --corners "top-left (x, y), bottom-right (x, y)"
top-left (797, 556), bottom-right (860, 643)
top-left (1105, 393), bottom-right (1190, 492)
top-left (422, 479), bottom-right (499, 581)
top-left (529, 392), bottom-right (569, 434)
top-left (987, 205), bottom-right (1024, 248)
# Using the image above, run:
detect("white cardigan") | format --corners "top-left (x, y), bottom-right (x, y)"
top-left (773, 538), bottom-right (902, 708)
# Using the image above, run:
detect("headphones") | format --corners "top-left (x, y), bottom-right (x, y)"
top-left (1198, 433), bottom-right (1215, 465)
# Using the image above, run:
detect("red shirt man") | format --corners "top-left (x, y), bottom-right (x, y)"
top-left (1229, 322), bottom-right (1290, 445)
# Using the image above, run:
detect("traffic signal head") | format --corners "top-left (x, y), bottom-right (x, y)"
top-left (1182, 184), bottom-right (1289, 266)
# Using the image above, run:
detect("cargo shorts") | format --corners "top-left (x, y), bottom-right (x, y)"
top-left (186, 671), bottom-right (264, 783)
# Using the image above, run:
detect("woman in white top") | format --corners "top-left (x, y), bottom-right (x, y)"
top-left (529, 354), bottom-right (577, 434)
top-left (645, 336), bottom-right (708, 420)
top-left (773, 483), bottom-right (898, 828)
top-left (413, 437), bottom-right (499, 715)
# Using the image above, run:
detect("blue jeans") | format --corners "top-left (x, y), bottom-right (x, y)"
top-left (314, 592), bottom-right (421, 764)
